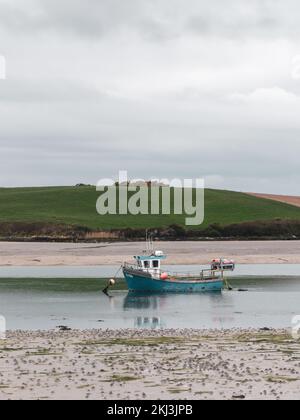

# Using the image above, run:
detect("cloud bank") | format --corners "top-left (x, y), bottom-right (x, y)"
top-left (0, 0), bottom-right (299, 194)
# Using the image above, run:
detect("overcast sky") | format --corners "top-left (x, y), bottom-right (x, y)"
top-left (0, 0), bottom-right (300, 193)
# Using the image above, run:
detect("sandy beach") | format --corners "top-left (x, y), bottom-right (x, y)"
top-left (0, 328), bottom-right (299, 400)
top-left (1, 240), bottom-right (300, 266)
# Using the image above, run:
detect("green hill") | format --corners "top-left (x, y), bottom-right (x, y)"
top-left (0, 186), bottom-right (299, 232)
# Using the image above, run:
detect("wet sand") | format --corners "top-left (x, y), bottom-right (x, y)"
top-left (1, 240), bottom-right (300, 266)
top-left (1, 328), bottom-right (299, 400)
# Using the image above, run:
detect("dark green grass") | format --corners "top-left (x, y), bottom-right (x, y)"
top-left (0, 278), bottom-right (127, 292)
top-left (0, 186), bottom-right (299, 230)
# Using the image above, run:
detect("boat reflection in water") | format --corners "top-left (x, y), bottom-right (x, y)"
top-left (122, 290), bottom-right (232, 329)
top-left (123, 292), bottom-right (166, 329)
top-left (123, 290), bottom-right (224, 309)
top-left (123, 292), bottom-right (160, 310)
top-left (134, 316), bottom-right (164, 329)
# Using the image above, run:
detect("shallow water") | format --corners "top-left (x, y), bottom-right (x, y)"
top-left (1, 264), bottom-right (300, 278)
top-left (0, 272), bottom-right (300, 331)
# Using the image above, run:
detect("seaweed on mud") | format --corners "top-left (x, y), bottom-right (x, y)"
top-left (78, 336), bottom-right (185, 347)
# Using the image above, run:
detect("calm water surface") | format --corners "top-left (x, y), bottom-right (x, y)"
top-left (1, 264), bottom-right (300, 278)
top-left (1, 265), bottom-right (300, 331)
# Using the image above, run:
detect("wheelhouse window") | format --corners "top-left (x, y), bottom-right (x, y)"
top-left (152, 260), bottom-right (159, 268)
top-left (144, 260), bottom-right (150, 269)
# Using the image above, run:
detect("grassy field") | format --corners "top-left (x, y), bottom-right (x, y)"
top-left (0, 186), bottom-right (300, 231)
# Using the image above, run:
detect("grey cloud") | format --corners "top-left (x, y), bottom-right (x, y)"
top-left (0, 79), bottom-right (106, 103)
top-left (0, 0), bottom-right (152, 38)
top-left (0, 0), bottom-right (300, 193)
top-left (1, 0), bottom-right (300, 40)
top-left (186, 16), bottom-right (281, 39)
top-left (185, 0), bottom-right (300, 39)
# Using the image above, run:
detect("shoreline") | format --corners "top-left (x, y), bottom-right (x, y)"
top-left (1, 328), bottom-right (299, 400)
top-left (1, 240), bottom-right (300, 266)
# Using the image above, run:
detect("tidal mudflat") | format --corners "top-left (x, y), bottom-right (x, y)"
top-left (1, 328), bottom-right (300, 400)
top-left (1, 240), bottom-right (300, 266)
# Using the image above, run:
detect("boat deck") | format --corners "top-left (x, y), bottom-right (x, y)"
top-left (123, 262), bottom-right (221, 282)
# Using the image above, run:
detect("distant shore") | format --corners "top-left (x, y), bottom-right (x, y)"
top-left (1, 240), bottom-right (300, 266)
top-left (1, 328), bottom-right (299, 400)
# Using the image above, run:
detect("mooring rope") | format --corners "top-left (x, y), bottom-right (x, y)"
top-left (103, 264), bottom-right (123, 294)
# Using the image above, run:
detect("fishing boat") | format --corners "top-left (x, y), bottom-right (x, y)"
top-left (122, 242), bottom-right (235, 293)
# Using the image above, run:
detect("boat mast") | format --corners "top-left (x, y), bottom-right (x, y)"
top-left (145, 229), bottom-right (154, 254)
top-left (145, 229), bottom-right (150, 253)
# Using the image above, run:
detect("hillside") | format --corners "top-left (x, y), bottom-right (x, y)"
top-left (0, 186), bottom-right (300, 236)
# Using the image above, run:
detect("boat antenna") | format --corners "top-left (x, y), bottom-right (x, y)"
top-left (145, 229), bottom-right (149, 253)
top-left (149, 232), bottom-right (154, 253)
top-left (145, 229), bottom-right (154, 254)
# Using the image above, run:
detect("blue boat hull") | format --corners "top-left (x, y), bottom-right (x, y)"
top-left (123, 270), bottom-right (223, 293)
